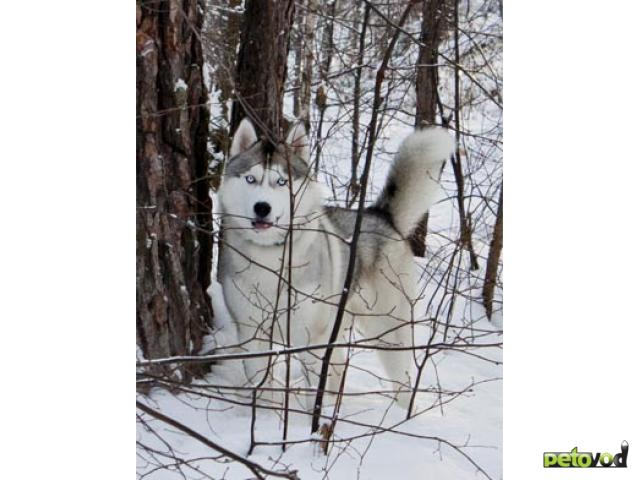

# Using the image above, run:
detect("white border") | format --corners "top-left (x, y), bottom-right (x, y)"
top-left (1, 0), bottom-right (639, 478)
top-left (506, 0), bottom-right (639, 477)
top-left (0, 1), bottom-right (133, 478)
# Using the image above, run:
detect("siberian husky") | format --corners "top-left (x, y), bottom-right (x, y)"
top-left (217, 118), bottom-right (454, 411)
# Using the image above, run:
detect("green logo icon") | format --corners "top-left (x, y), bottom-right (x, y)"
top-left (543, 441), bottom-right (628, 468)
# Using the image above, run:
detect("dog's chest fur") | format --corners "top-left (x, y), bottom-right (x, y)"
top-left (230, 238), bottom-right (333, 297)
top-left (220, 215), bottom-right (347, 341)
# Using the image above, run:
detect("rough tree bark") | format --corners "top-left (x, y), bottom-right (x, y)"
top-left (136, 0), bottom-right (213, 379)
top-left (482, 184), bottom-right (503, 320)
top-left (230, 0), bottom-right (295, 138)
top-left (408, 0), bottom-right (447, 257)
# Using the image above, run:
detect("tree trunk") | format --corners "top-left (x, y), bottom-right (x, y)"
top-left (482, 185), bottom-right (503, 320)
top-left (291, 6), bottom-right (303, 118)
top-left (204, 0), bottom-right (242, 164)
top-left (136, 0), bottom-right (213, 379)
top-left (348, 1), bottom-right (370, 207)
top-left (313, 0), bottom-right (337, 174)
top-left (299, 0), bottom-right (317, 127)
top-left (408, 0), bottom-right (446, 257)
top-left (415, 0), bottom-right (445, 129)
top-left (452, 0), bottom-right (480, 270)
top-left (231, 0), bottom-right (295, 139)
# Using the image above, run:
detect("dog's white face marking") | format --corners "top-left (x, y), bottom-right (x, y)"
top-left (219, 119), bottom-right (321, 247)
top-left (222, 163), bottom-right (297, 246)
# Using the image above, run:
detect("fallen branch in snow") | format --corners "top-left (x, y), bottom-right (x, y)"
top-left (136, 340), bottom-right (502, 367)
top-left (137, 375), bottom-right (499, 480)
top-left (138, 376), bottom-right (501, 443)
top-left (136, 401), bottom-right (299, 480)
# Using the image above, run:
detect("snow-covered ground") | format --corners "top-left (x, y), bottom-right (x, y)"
top-left (138, 269), bottom-right (502, 479)
top-left (138, 324), bottom-right (501, 480)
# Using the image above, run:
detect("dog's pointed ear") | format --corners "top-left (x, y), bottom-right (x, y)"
top-left (230, 118), bottom-right (258, 157)
top-left (286, 121), bottom-right (309, 163)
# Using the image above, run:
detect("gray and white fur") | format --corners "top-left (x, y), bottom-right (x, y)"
top-left (217, 118), bottom-right (454, 412)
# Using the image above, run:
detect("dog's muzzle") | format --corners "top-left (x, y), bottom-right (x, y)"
top-left (253, 202), bottom-right (273, 229)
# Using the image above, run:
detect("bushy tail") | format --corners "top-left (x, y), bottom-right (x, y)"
top-left (373, 128), bottom-right (454, 237)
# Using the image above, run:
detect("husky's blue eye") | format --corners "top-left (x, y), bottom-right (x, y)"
top-left (277, 177), bottom-right (288, 186)
top-left (245, 175), bottom-right (256, 184)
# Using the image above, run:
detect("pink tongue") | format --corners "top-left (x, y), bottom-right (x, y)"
top-left (254, 221), bottom-right (272, 230)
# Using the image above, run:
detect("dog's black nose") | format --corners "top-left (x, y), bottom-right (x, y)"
top-left (254, 202), bottom-right (271, 218)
